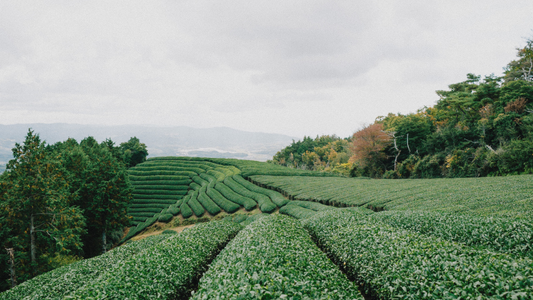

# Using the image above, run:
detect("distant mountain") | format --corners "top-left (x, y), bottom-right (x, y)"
top-left (0, 124), bottom-right (296, 169)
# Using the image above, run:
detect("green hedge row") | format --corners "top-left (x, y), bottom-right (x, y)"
top-left (129, 175), bottom-right (190, 182)
top-left (214, 167), bottom-right (236, 177)
top-left (132, 165), bottom-right (206, 174)
top-left (196, 186), bottom-right (221, 215)
top-left (133, 189), bottom-right (188, 195)
top-left (192, 175), bottom-right (208, 186)
top-left (190, 182), bottom-right (201, 191)
top-left (168, 205), bottom-right (180, 216)
top-left (206, 186), bottom-right (240, 213)
top-left (199, 173), bottom-right (216, 183)
top-left (133, 193), bottom-right (185, 199)
top-left (302, 210), bottom-right (533, 299)
top-left (180, 201), bottom-right (193, 218)
top-left (207, 169), bottom-right (226, 181)
top-left (128, 203), bottom-right (170, 209)
top-left (131, 184), bottom-right (190, 190)
top-left (0, 235), bottom-right (172, 300)
top-left (279, 203), bottom-right (317, 219)
top-left (224, 176), bottom-right (276, 213)
top-left (130, 199), bottom-right (180, 205)
top-left (369, 210), bottom-right (533, 259)
top-left (214, 182), bottom-right (257, 211)
top-left (128, 207), bottom-right (164, 214)
top-left (240, 213), bottom-right (268, 226)
top-left (128, 170), bottom-right (198, 177)
top-left (128, 212), bottom-right (158, 218)
top-left (289, 200), bottom-right (337, 211)
top-left (188, 192), bottom-right (206, 217)
top-left (69, 220), bottom-right (243, 299)
top-left (191, 215), bottom-right (362, 299)
top-left (233, 175), bottom-right (289, 207)
top-left (157, 213), bottom-right (173, 223)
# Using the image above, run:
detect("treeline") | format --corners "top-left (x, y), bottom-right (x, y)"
top-left (269, 135), bottom-right (353, 176)
top-left (272, 38), bottom-right (533, 179)
top-left (0, 130), bottom-right (147, 291)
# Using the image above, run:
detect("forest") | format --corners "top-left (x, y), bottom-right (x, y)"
top-left (271, 38), bottom-right (533, 178)
top-left (0, 131), bottom-right (148, 292)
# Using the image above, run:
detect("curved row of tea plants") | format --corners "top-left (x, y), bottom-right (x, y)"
top-left (302, 210), bottom-right (533, 299)
top-left (369, 210), bottom-right (533, 259)
top-left (124, 157), bottom-right (292, 242)
top-left (192, 215), bottom-right (363, 299)
top-left (72, 220), bottom-right (240, 299)
top-left (250, 175), bottom-right (533, 219)
top-left (0, 234), bottom-right (171, 300)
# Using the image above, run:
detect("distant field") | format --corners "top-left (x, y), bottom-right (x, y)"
top-left (250, 175), bottom-right (533, 219)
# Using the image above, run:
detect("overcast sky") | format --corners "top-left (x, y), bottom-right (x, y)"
top-left (1, 1), bottom-right (532, 138)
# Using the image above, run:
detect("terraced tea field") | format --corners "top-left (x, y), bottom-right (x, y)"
top-left (250, 174), bottom-right (533, 219)
top-left (123, 157), bottom-right (326, 242)
top-left (2, 157), bottom-right (532, 299)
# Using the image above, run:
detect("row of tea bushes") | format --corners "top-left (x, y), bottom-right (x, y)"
top-left (369, 210), bottom-right (533, 259)
top-left (250, 175), bottom-right (533, 218)
top-left (224, 176), bottom-right (277, 213)
top-left (1, 235), bottom-right (171, 300)
top-left (72, 220), bottom-right (241, 299)
top-left (192, 215), bottom-right (363, 299)
top-left (302, 210), bottom-right (533, 299)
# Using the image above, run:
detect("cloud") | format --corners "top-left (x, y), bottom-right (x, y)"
top-left (1, 0), bottom-right (533, 138)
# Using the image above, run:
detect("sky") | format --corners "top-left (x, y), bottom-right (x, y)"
top-left (1, 1), bottom-right (532, 138)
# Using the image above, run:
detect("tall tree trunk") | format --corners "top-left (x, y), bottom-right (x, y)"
top-left (30, 214), bottom-right (36, 264)
top-left (102, 221), bottom-right (107, 255)
top-left (5, 248), bottom-right (17, 288)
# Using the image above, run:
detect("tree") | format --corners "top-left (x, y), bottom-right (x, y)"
top-left (504, 38), bottom-right (533, 83)
top-left (0, 130), bottom-right (85, 286)
top-left (79, 137), bottom-right (132, 257)
top-left (350, 123), bottom-right (391, 178)
top-left (120, 137), bottom-right (148, 168)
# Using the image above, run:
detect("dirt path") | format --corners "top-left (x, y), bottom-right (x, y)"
top-left (131, 224), bottom-right (196, 241)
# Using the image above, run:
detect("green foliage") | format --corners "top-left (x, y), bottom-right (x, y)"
top-left (205, 186), bottom-right (240, 213)
top-left (0, 130), bottom-right (86, 286)
top-left (180, 202), bottom-right (193, 219)
top-left (157, 214), bottom-right (173, 223)
top-left (369, 210), bottom-right (533, 259)
top-left (239, 213), bottom-right (268, 226)
top-left (233, 175), bottom-right (287, 207)
top-left (279, 203), bottom-right (317, 219)
top-left (187, 193), bottom-right (206, 217)
top-left (78, 136), bottom-right (133, 257)
top-left (250, 175), bottom-right (533, 219)
top-left (161, 230), bottom-right (176, 234)
top-left (214, 182), bottom-right (257, 211)
top-left (224, 176), bottom-right (276, 213)
top-left (303, 210), bottom-right (533, 299)
top-left (192, 215), bottom-right (363, 299)
top-left (0, 234), bottom-right (171, 299)
top-left (70, 220), bottom-right (242, 299)
top-left (120, 137), bottom-right (149, 169)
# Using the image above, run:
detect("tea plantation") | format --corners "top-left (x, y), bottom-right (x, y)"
top-left (2, 157), bottom-right (532, 299)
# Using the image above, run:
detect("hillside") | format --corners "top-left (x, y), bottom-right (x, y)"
top-left (122, 156), bottom-right (334, 242)
top-left (2, 157), bottom-right (532, 299)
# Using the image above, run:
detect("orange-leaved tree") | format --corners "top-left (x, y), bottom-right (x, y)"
top-left (350, 123), bottom-right (391, 177)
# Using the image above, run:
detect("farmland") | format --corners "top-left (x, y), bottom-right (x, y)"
top-left (250, 174), bottom-right (533, 219)
top-left (2, 157), bottom-right (533, 299)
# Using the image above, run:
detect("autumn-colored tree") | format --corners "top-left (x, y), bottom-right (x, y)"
top-left (350, 123), bottom-right (391, 178)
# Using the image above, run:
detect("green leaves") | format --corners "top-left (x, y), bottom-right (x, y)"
top-left (303, 210), bottom-right (533, 299)
top-left (192, 215), bottom-right (363, 299)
